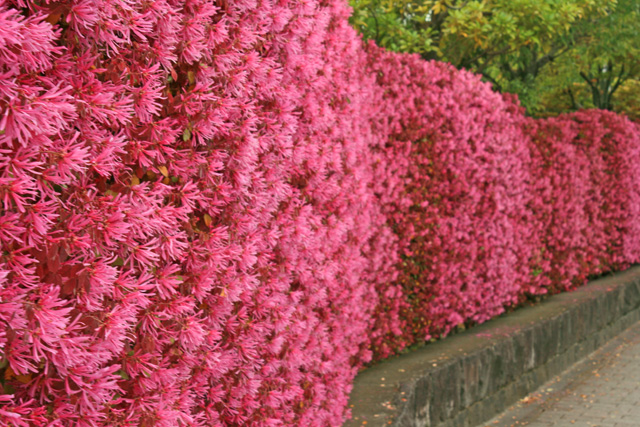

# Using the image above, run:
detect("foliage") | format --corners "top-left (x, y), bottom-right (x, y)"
top-left (614, 79), bottom-right (640, 121)
top-left (366, 44), bottom-right (640, 352)
top-left (349, 0), bottom-right (626, 113)
top-left (0, 0), bottom-right (401, 425)
top-left (527, 111), bottom-right (640, 292)
top-left (2, 0), bottom-right (640, 424)
top-left (533, 0), bottom-right (640, 114)
top-left (366, 46), bottom-right (539, 349)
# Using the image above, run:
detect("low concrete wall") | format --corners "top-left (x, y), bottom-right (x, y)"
top-left (346, 266), bottom-right (640, 427)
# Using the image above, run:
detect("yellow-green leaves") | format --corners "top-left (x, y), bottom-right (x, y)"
top-left (349, 0), bottom-right (620, 113)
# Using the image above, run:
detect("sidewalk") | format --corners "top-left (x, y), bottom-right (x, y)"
top-left (347, 267), bottom-right (640, 427)
top-left (483, 321), bottom-right (640, 427)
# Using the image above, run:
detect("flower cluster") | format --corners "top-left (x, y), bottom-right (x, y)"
top-left (1, 0), bottom-right (640, 425)
top-left (0, 0), bottom-right (395, 425)
top-left (527, 111), bottom-right (640, 292)
top-left (365, 43), bottom-right (640, 355)
top-left (365, 46), bottom-right (540, 352)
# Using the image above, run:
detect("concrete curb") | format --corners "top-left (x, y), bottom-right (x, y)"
top-left (346, 266), bottom-right (640, 427)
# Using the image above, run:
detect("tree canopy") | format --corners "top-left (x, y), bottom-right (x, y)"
top-left (349, 0), bottom-right (639, 117)
top-left (534, 0), bottom-right (640, 116)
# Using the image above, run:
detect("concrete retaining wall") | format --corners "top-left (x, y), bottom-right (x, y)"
top-left (346, 266), bottom-right (640, 427)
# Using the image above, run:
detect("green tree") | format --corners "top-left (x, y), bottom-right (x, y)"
top-left (535, 0), bottom-right (640, 113)
top-left (349, 0), bottom-right (620, 112)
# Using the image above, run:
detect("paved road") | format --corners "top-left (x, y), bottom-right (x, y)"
top-left (482, 321), bottom-right (640, 427)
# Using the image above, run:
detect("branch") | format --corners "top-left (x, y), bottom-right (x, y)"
top-left (566, 87), bottom-right (583, 110)
top-left (602, 60), bottom-right (614, 97)
top-left (579, 71), bottom-right (598, 92)
top-left (580, 70), bottom-right (603, 108)
top-left (534, 44), bottom-right (571, 71)
top-left (461, 45), bottom-right (515, 70)
top-left (609, 64), bottom-right (626, 96)
top-left (443, 0), bottom-right (470, 11)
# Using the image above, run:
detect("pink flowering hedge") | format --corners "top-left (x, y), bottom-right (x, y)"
top-left (0, 0), bottom-right (398, 425)
top-left (366, 47), bottom-right (541, 354)
top-left (528, 111), bottom-right (640, 293)
top-left (1, 0), bottom-right (640, 425)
